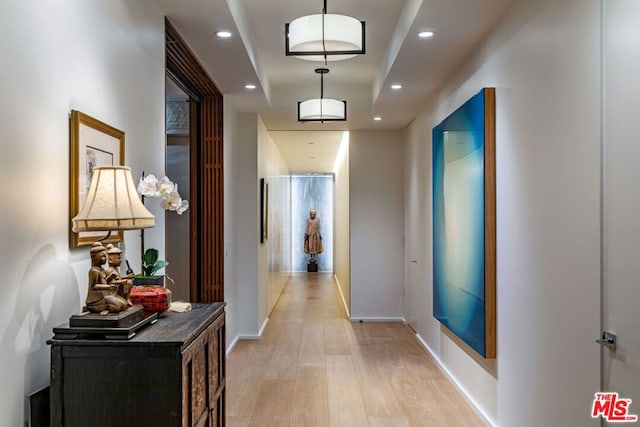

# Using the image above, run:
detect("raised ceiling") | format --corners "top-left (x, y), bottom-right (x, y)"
top-left (153, 0), bottom-right (516, 170)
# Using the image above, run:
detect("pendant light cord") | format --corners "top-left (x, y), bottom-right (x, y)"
top-left (320, 71), bottom-right (324, 122)
top-left (322, 0), bottom-right (328, 66)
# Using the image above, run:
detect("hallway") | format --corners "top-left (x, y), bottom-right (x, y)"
top-left (226, 273), bottom-right (485, 426)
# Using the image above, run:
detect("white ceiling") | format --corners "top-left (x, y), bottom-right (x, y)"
top-left (269, 130), bottom-right (346, 173)
top-left (153, 0), bottom-right (516, 172)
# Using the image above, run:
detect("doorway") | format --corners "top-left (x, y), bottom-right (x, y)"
top-left (165, 18), bottom-right (224, 302)
top-left (165, 76), bottom-right (191, 301)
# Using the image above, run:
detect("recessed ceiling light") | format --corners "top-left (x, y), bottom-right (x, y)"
top-left (418, 30), bottom-right (434, 38)
top-left (216, 31), bottom-right (232, 38)
top-left (391, 84), bottom-right (403, 90)
top-left (373, 116), bottom-right (383, 121)
top-left (244, 84), bottom-right (256, 90)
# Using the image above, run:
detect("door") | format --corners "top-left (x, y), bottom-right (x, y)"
top-left (601, 0), bottom-right (640, 421)
top-left (406, 259), bottom-right (419, 332)
top-left (404, 134), bottom-right (426, 333)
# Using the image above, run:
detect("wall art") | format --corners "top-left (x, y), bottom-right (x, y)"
top-left (260, 178), bottom-right (268, 243)
top-left (432, 88), bottom-right (496, 358)
top-left (70, 110), bottom-right (125, 247)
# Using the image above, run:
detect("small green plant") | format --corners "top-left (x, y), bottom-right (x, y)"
top-left (137, 248), bottom-right (168, 277)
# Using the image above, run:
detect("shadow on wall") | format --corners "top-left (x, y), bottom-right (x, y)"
top-left (0, 244), bottom-right (80, 423)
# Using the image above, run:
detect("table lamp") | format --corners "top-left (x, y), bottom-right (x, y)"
top-left (72, 166), bottom-right (155, 317)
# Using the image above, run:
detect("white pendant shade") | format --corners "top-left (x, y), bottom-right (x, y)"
top-left (297, 67), bottom-right (346, 122)
top-left (299, 98), bottom-right (346, 121)
top-left (287, 13), bottom-right (365, 61)
top-left (72, 166), bottom-right (155, 232)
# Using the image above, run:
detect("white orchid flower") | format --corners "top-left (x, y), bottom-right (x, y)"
top-left (138, 174), bottom-right (159, 197)
top-left (139, 172), bottom-right (188, 214)
top-left (160, 190), bottom-right (183, 212)
top-left (176, 199), bottom-right (189, 215)
top-left (156, 176), bottom-right (175, 196)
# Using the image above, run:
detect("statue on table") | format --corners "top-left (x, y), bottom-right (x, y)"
top-left (85, 242), bottom-right (128, 315)
top-left (303, 209), bottom-right (323, 264)
top-left (106, 244), bottom-right (134, 302)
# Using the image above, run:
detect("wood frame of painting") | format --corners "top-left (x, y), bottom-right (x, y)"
top-left (432, 87), bottom-right (496, 359)
top-left (69, 110), bottom-right (125, 248)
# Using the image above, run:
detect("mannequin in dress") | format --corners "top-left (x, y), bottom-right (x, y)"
top-left (303, 209), bottom-right (323, 264)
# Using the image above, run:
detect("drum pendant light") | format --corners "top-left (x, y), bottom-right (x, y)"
top-left (298, 68), bottom-right (347, 122)
top-left (285, 0), bottom-right (365, 62)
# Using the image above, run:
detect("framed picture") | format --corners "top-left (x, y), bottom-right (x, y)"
top-left (260, 178), bottom-right (269, 243)
top-left (432, 88), bottom-right (496, 359)
top-left (265, 182), bottom-right (269, 241)
top-left (69, 110), bottom-right (125, 247)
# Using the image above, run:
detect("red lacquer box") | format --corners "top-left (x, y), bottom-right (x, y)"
top-left (129, 285), bottom-right (172, 315)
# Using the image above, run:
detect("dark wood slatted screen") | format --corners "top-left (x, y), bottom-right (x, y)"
top-left (166, 19), bottom-right (224, 303)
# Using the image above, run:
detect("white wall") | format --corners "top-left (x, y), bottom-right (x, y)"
top-left (234, 114), bottom-right (260, 337)
top-left (224, 99), bottom-right (239, 349)
top-left (233, 114), bottom-right (290, 339)
top-left (405, 0), bottom-right (601, 425)
top-left (0, 1), bottom-right (165, 425)
top-left (350, 130), bottom-right (405, 320)
top-left (259, 125), bottom-right (291, 315)
top-left (334, 134), bottom-right (351, 314)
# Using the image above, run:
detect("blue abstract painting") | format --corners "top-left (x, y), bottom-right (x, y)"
top-left (433, 88), bottom-right (496, 358)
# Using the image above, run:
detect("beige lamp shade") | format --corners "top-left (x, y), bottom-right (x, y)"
top-left (72, 166), bottom-right (155, 232)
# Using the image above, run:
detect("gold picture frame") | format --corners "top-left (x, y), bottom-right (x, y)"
top-left (69, 110), bottom-right (125, 247)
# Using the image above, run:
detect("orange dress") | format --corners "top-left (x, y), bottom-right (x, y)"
top-left (304, 217), bottom-right (323, 255)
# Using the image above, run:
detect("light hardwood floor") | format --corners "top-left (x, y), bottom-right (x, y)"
top-left (226, 272), bottom-right (486, 427)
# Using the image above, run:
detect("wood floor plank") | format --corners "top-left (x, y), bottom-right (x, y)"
top-left (368, 416), bottom-right (410, 427)
top-left (264, 321), bottom-right (303, 380)
top-left (324, 319), bottom-right (350, 355)
top-left (360, 373), bottom-right (405, 417)
top-left (350, 343), bottom-right (405, 417)
top-left (303, 299), bottom-right (324, 321)
top-left (226, 416), bottom-right (251, 427)
top-left (427, 379), bottom-right (487, 426)
top-left (226, 376), bottom-right (263, 417)
top-left (298, 320), bottom-right (325, 366)
top-left (290, 365), bottom-right (329, 427)
top-left (402, 399), bottom-right (451, 427)
top-left (228, 343), bottom-right (274, 380)
top-left (226, 272), bottom-right (485, 426)
top-left (326, 355), bottom-right (369, 427)
top-left (249, 379), bottom-right (295, 426)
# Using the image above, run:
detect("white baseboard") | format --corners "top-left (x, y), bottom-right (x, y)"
top-left (237, 317), bottom-right (270, 341)
top-left (413, 332), bottom-right (496, 427)
top-left (258, 317), bottom-right (269, 336)
top-left (349, 317), bottom-right (404, 322)
top-left (226, 335), bottom-right (240, 355)
top-left (237, 334), bottom-right (262, 340)
top-left (333, 275), bottom-right (350, 318)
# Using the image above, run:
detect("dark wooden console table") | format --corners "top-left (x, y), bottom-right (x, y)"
top-left (48, 303), bottom-right (226, 427)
